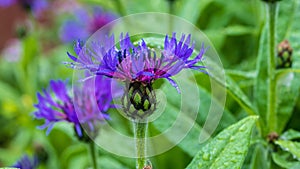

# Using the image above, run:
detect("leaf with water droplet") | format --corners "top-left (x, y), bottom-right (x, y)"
top-left (186, 116), bottom-right (258, 169)
top-left (272, 151), bottom-right (300, 169)
top-left (275, 140), bottom-right (300, 160)
top-left (280, 129), bottom-right (300, 141)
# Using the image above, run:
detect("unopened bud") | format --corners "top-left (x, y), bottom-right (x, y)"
top-left (276, 40), bottom-right (293, 69)
top-left (122, 81), bottom-right (156, 121)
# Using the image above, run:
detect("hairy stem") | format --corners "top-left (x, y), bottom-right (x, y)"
top-left (134, 121), bottom-right (148, 169)
top-left (266, 2), bottom-right (278, 133)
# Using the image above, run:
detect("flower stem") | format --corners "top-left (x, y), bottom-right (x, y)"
top-left (134, 121), bottom-right (148, 169)
top-left (266, 2), bottom-right (278, 133)
top-left (89, 142), bottom-right (98, 169)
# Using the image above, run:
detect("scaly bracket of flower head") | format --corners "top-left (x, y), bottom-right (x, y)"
top-left (122, 81), bottom-right (157, 122)
top-left (66, 32), bottom-right (208, 121)
top-left (276, 40), bottom-right (293, 69)
top-left (34, 76), bottom-right (113, 142)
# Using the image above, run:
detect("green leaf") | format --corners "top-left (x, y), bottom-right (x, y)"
top-left (275, 0), bottom-right (300, 133)
top-left (152, 76), bottom-right (236, 157)
top-left (226, 70), bottom-right (256, 88)
top-left (60, 144), bottom-right (87, 169)
top-left (275, 140), bottom-right (300, 160)
top-left (207, 59), bottom-right (257, 117)
top-left (250, 144), bottom-right (270, 169)
top-left (275, 72), bottom-right (300, 133)
top-left (223, 25), bottom-right (255, 36)
top-left (99, 156), bottom-right (130, 169)
top-left (178, 0), bottom-right (213, 24)
top-left (186, 116), bottom-right (258, 169)
top-left (281, 129), bottom-right (300, 140)
top-left (272, 152), bottom-right (300, 169)
top-left (277, 0), bottom-right (298, 41)
top-left (290, 163), bottom-right (300, 169)
top-left (254, 23), bottom-right (268, 127)
top-left (220, 75), bottom-right (258, 116)
top-left (151, 100), bottom-right (204, 157)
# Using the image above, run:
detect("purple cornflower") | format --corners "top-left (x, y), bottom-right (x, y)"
top-left (12, 155), bottom-right (39, 169)
top-left (60, 7), bottom-right (116, 43)
top-left (67, 33), bottom-right (207, 92)
top-left (67, 33), bottom-right (207, 120)
top-left (0, 0), bottom-right (49, 17)
top-left (34, 76), bottom-right (113, 139)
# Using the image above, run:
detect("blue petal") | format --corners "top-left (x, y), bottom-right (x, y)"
top-left (166, 77), bottom-right (180, 93)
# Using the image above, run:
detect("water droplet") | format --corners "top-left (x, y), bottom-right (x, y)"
top-left (239, 124), bottom-right (247, 132)
top-left (235, 151), bottom-right (244, 155)
top-left (224, 162), bottom-right (230, 167)
top-left (202, 153), bottom-right (210, 161)
top-left (231, 159), bottom-right (237, 163)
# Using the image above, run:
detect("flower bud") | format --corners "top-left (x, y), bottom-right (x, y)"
top-left (276, 40), bottom-right (293, 69)
top-left (122, 81), bottom-right (156, 121)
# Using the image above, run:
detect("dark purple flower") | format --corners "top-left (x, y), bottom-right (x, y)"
top-left (34, 76), bottom-right (113, 138)
top-left (12, 155), bottom-right (39, 169)
top-left (0, 0), bottom-right (49, 17)
top-left (60, 7), bottom-right (116, 43)
top-left (67, 33), bottom-right (207, 92)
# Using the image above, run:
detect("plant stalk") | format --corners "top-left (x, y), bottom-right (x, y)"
top-left (134, 121), bottom-right (148, 169)
top-left (89, 142), bottom-right (98, 169)
top-left (266, 2), bottom-right (278, 133)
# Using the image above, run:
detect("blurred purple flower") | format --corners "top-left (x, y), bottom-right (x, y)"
top-left (0, 0), bottom-right (49, 17)
top-left (0, 0), bottom-right (15, 7)
top-left (1, 39), bottom-right (22, 62)
top-left (67, 33), bottom-right (207, 92)
top-left (12, 155), bottom-right (39, 169)
top-left (60, 7), bottom-right (116, 43)
top-left (34, 76), bottom-right (115, 139)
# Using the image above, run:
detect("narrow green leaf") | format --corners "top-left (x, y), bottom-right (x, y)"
top-left (223, 25), bottom-right (255, 36)
top-left (254, 23), bottom-right (268, 126)
top-left (226, 70), bottom-right (256, 79)
top-left (280, 129), bottom-right (300, 140)
top-left (250, 144), bottom-right (270, 169)
top-left (275, 140), bottom-right (300, 160)
top-left (186, 116), bottom-right (258, 169)
top-left (226, 69), bottom-right (256, 88)
top-left (210, 63), bottom-right (257, 117)
top-left (224, 76), bottom-right (258, 116)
